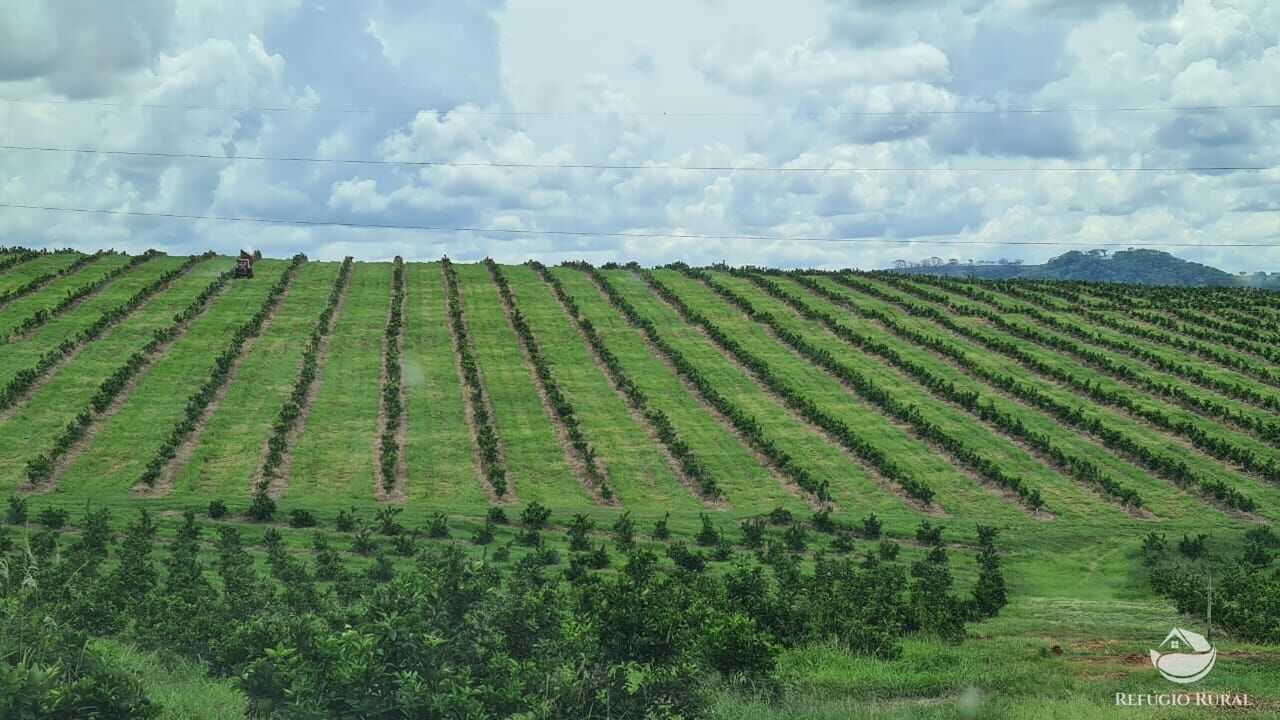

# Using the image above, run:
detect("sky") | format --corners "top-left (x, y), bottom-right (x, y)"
top-left (0, 0), bottom-right (1277, 270)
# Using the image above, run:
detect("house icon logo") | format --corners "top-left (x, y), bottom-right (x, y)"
top-left (1150, 627), bottom-right (1217, 684)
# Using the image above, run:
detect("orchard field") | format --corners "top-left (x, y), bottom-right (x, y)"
top-left (3, 246), bottom-right (1280, 718)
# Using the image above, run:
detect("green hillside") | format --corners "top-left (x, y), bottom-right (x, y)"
top-left (3, 247), bottom-right (1280, 717)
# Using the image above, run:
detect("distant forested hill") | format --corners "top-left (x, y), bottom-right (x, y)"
top-left (890, 249), bottom-right (1280, 288)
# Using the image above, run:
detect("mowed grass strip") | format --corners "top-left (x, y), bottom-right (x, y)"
top-left (844, 274), bottom-right (1279, 518)
top-left (0, 252), bottom-right (85, 300)
top-left (0, 258), bottom-right (225, 490)
top-left (504, 264), bottom-right (705, 512)
top-left (402, 262), bottom-right (488, 508)
top-left (0, 253), bottom-right (135, 338)
top-left (552, 266), bottom-right (804, 515)
top-left (171, 261), bottom-right (341, 497)
top-left (0, 255), bottom-right (191, 385)
top-left (56, 261), bottom-right (291, 495)
top-left (716, 270), bottom-right (1126, 521)
top-left (597, 268), bottom-right (915, 520)
top-left (454, 263), bottom-right (595, 508)
top-left (286, 262), bottom-right (390, 501)
top-left (658, 268), bottom-right (1031, 523)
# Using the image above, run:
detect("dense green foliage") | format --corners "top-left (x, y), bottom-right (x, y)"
top-left (0, 506), bottom-right (1000, 718)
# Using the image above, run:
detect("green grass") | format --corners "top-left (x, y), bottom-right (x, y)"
top-left (56, 260), bottom-right (290, 495)
top-left (7, 255), bottom-right (1280, 716)
top-left (0, 251), bottom-right (83, 296)
top-left (554, 266), bottom-right (805, 515)
top-left (170, 261), bottom-right (340, 497)
top-left (505, 264), bottom-right (705, 512)
top-left (0, 252), bottom-right (134, 337)
top-left (286, 262), bottom-right (390, 501)
top-left (844, 275), bottom-right (1280, 521)
top-left (0, 255), bottom-right (190, 385)
top-left (401, 262), bottom-right (490, 507)
top-left (600, 268), bottom-right (916, 521)
top-left (454, 262), bottom-right (595, 508)
top-left (0, 257), bottom-right (223, 490)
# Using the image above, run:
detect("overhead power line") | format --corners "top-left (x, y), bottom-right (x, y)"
top-left (2, 202), bottom-right (1277, 248)
top-left (3, 144), bottom-right (1272, 174)
top-left (2, 96), bottom-right (1279, 117)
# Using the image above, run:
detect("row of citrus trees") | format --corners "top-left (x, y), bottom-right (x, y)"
top-left (378, 257), bottom-right (406, 492)
top-left (137, 256), bottom-right (306, 488)
top-left (252, 257), bottom-right (353, 517)
top-left (0, 248), bottom-right (39, 273)
top-left (442, 258), bottom-right (509, 497)
top-left (487, 259), bottom-right (614, 499)
top-left (0, 252), bottom-right (212, 412)
top-left (781, 272), bottom-right (1144, 508)
top-left (835, 273), bottom-right (1256, 511)
top-left (582, 263), bottom-right (834, 504)
top-left (879, 274), bottom-right (1280, 489)
top-left (532, 261), bottom-right (723, 500)
top-left (25, 258), bottom-right (233, 486)
top-left (1, 250), bottom-right (161, 343)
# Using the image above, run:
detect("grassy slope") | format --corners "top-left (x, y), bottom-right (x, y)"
top-left (57, 261), bottom-right (290, 496)
top-left (402, 262), bottom-right (488, 507)
top-left (600, 268), bottom-right (918, 521)
top-left (0, 252), bottom-right (134, 337)
top-left (711, 271), bottom-right (1121, 522)
top-left (171, 261), bottom-right (340, 497)
top-left (553, 266), bottom-right (805, 516)
top-left (785, 275), bottom-right (1192, 519)
top-left (286, 262), bottom-right (390, 501)
top-left (0, 255), bottom-right (189, 385)
top-left (505, 264), bottom-right (705, 513)
top-left (0, 252), bottom-right (83, 296)
top-left (931, 282), bottom-right (1280, 478)
top-left (453, 262), bottom-right (595, 508)
top-left (658, 268), bottom-right (1028, 525)
top-left (0, 258), bottom-right (223, 490)
top-left (848, 275), bottom-right (1280, 521)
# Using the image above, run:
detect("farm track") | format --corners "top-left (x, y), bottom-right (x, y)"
top-left (536, 264), bottom-right (726, 510)
top-left (778, 274), bottom-right (1156, 520)
top-left (1, 251), bottom-right (156, 344)
top-left (644, 269), bottom-right (947, 513)
top-left (0, 254), bottom-right (209, 422)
